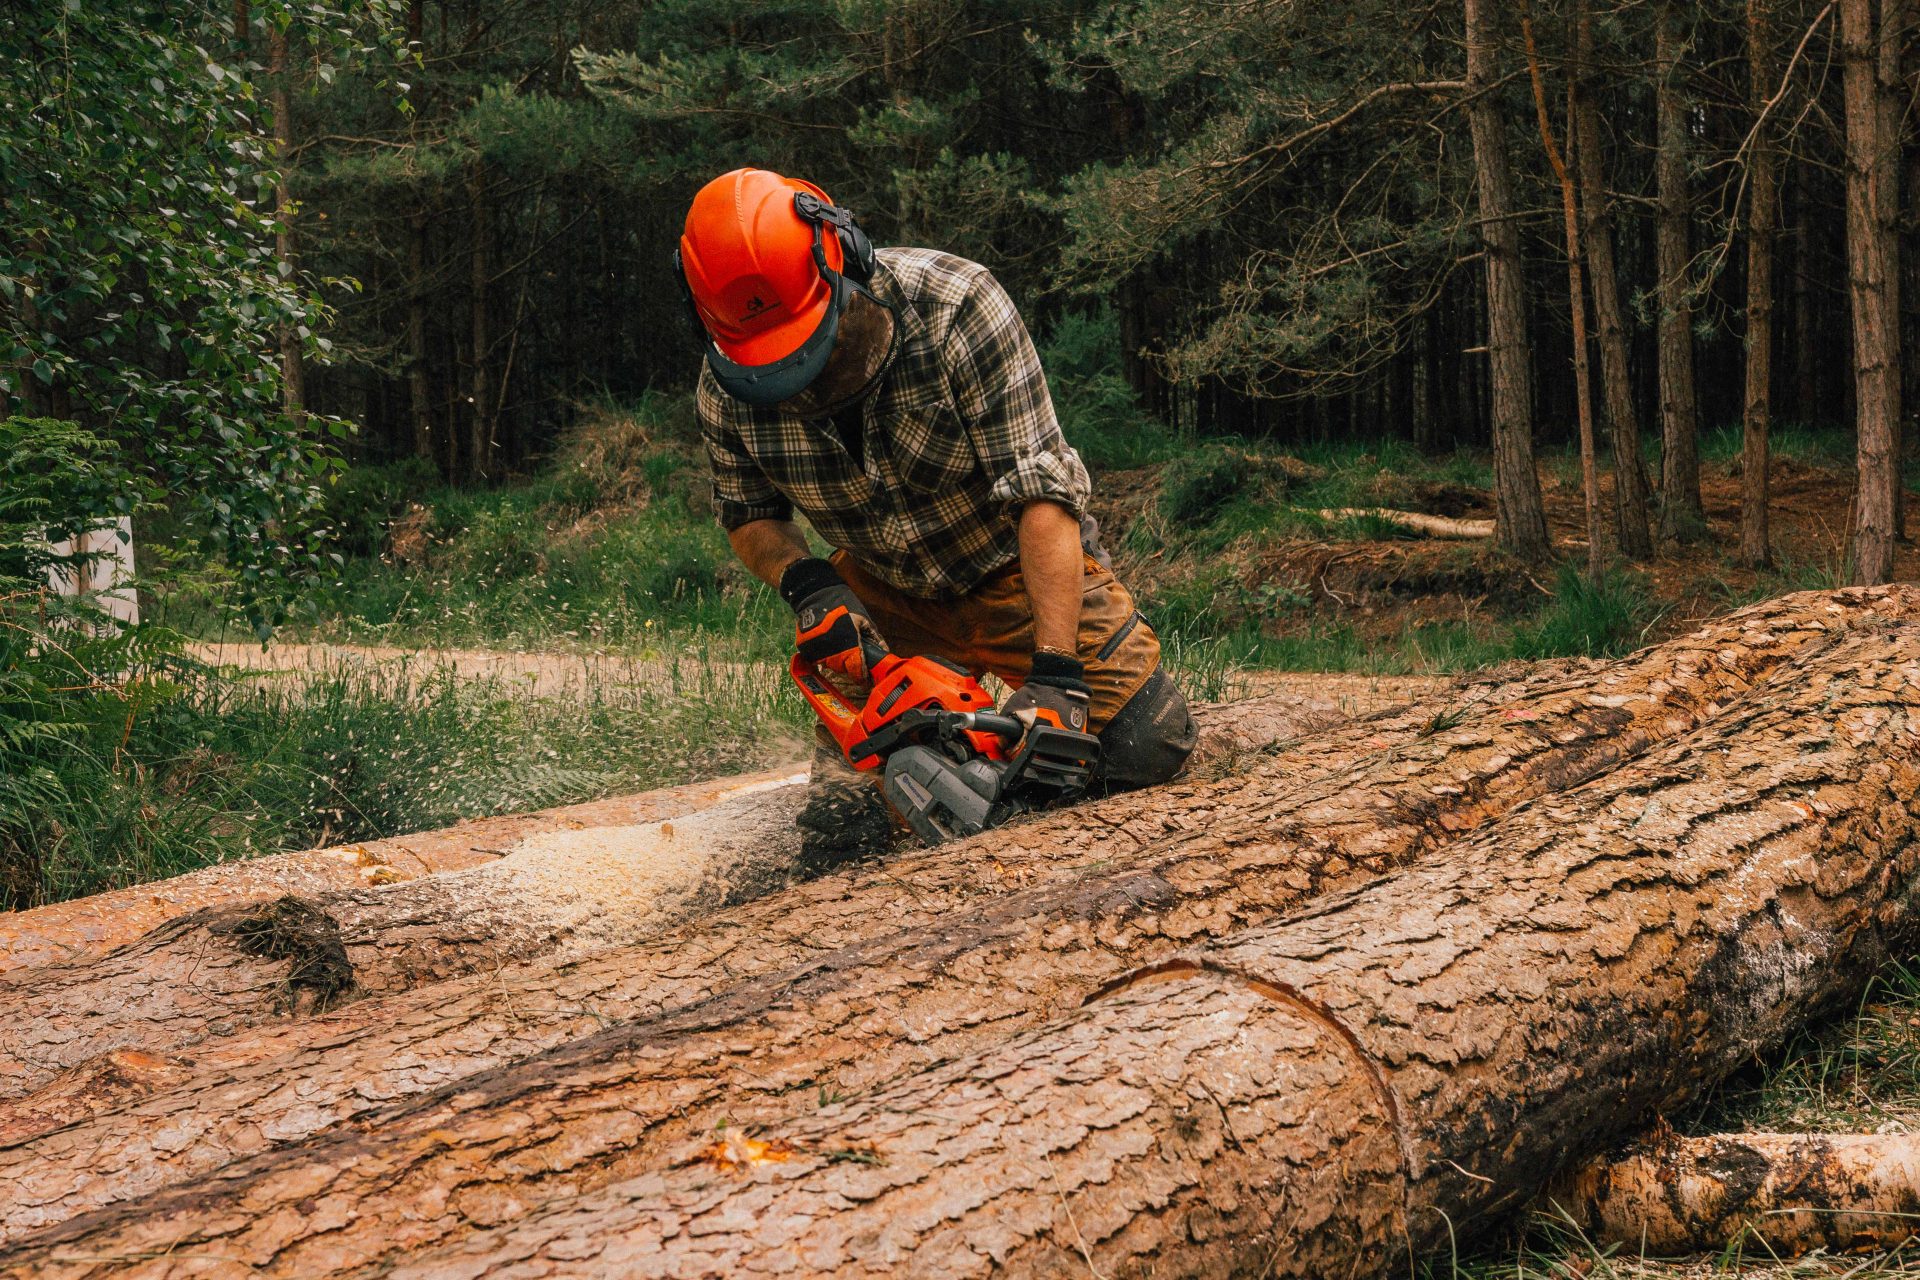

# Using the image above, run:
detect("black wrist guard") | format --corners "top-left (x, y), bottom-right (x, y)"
top-left (778, 556), bottom-right (845, 610)
top-left (1027, 649), bottom-right (1090, 692)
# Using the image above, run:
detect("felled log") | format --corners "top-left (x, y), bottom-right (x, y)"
top-left (0, 673), bottom-right (1527, 1238)
top-left (0, 773), bottom-right (806, 1100)
top-left (0, 763), bottom-right (805, 977)
top-left (371, 621), bottom-right (1920, 1279)
top-left (0, 695), bottom-right (1365, 1104)
top-left (2, 589), bottom-right (1903, 1265)
top-left (1552, 1130), bottom-right (1920, 1256)
top-left (1314, 506), bottom-right (1496, 538)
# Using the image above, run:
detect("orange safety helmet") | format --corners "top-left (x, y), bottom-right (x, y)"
top-left (674, 168), bottom-right (880, 407)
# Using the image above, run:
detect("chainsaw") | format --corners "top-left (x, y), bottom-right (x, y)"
top-left (791, 650), bottom-right (1101, 846)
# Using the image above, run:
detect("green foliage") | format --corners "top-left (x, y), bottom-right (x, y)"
top-left (320, 457), bottom-right (440, 557)
top-left (1507, 567), bottom-right (1664, 661)
top-left (260, 400), bottom-right (789, 654)
top-left (0, 418), bottom-right (188, 906)
top-left (1160, 446), bottom-right (1254, 527)
top-left (1, 0), bottom-right (402, 631)
top-left (1042, 309), bottom-right (1183, 471)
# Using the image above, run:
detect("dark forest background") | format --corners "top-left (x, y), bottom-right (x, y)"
top-left (6, 0), bottom-right (1916, 583)
top-left (277, 2), bottom-right (1863, 469)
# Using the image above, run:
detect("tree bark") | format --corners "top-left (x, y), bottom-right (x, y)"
top-left (4, 589), bottom-right (1911, 1261)
top-left (269, 26), bottom-right (304, 422)
top-left (0, 700), bottom-right (1350, 1106)
top-left (1553, 1131), bottom-right (1920, 1255)
top-left (1526, 5), bottom-right (1606, 581)
top-left (1843, 0), bottom-right (1904, 584)
top-left (1656, 0), bottom-right (1705, 543)
top-left (1465, 0), bottom-right (1552, 560)
top-left (0, 672), bottom-right (1545, 1233)
top-left (466, 158), bottom-right (493, 483)
top-left (1742, 0), bottom-right (1779, 569)
top-left (430, 628), bottom-right (1920, 1280)
top-left (1572, 5), bottom-right (1654, 561)
top-left (16, 613), bottom-right (1914, 1279)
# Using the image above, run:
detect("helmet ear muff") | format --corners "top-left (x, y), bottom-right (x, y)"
top-left (793, 190), bottom-right (876, 285)
top-left (670, 247), bottom-right (710, 348)
top-left (836, 220), bottom-right (875, 284)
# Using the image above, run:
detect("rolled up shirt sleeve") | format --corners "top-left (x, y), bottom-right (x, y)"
top-left (945, 269), bottom-right (1092, 521)
top-left (697, 368), bottom-right (794, 530)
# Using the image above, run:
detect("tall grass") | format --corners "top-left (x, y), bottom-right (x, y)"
top-left (1140, 564), bottom-right (1661, 676)
top-left (18, 650), bottom-right (810, 908)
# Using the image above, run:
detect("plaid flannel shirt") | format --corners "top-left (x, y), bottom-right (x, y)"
top-left (697, 247), bottom-right (1092, 598)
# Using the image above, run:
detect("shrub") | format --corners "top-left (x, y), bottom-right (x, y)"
top-left (321, 458), bottom-right (442, 558)
top-left (1159, 445), bottom-right (1253, 527)
top-left (1510, 565), bottom-right (1664, 660)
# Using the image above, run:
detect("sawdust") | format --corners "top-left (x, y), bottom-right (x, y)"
top-left (425, 772), bottom-right (808, 957)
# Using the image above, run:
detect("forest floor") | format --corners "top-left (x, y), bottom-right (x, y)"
top-left (1100, 435), bottom-right (1920, 675)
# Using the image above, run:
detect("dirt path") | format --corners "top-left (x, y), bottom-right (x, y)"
top-left (190, 640), bottom-right (751, 697)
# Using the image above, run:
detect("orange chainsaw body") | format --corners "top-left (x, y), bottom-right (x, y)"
top-left (790, 651), bottom-right (1007, 772)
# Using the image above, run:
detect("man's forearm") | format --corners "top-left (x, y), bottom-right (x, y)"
top-left (728, 518), bottom-right (812, 590)
top-left (1017, 500), bottom-right (1084, 655)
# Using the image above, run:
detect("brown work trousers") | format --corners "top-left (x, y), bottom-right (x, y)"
top-left (829, 549), bottom-right (1196, 792)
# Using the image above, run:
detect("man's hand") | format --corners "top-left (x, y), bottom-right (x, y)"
top-left (1003, 649), bottom-right (1091, 735)
top-left (781, 557), bottom-right (890, 684)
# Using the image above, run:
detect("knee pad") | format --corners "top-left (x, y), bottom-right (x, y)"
top-left (1095, 668), bottom-right (1197, 794)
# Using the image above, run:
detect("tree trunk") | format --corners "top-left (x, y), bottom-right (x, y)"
top-left (16, 611), bottom-right (1914, 1278)
top-left (466, 159), bottom-right (493, 483)
top-left (0, 783), bottom-right (803, 1100)
top-left (1572, 5), bottom-right (1653, 561)
top-left (0, 674), bottom-right (1542, 1231)
top-left (269, 26), bottom-right (304, 422)
top-left (5, 589), bottom-right (1910, 1260)
top-left (1844, 0), bottom-right (1904, 584)
top-left (0, 699), bottom-right (1353, 1110)
top-left (1527, 6), bottom-right (1606, 580)
top-left (408, 210), bottom-right (434, 463)
top-left (446, 628), bottom-right (1918, 1280)
top-left (1880, 0), bottom-right (1907, 545)
top-left (1465, 0), bottom-right (1552, 560)
top-left (1742, 0), bottom-right (1780, 568)
top-left (1656, 0), bottom-right (1704, 543)
top-left (1553, 1131), bottom-right (1920, 1256)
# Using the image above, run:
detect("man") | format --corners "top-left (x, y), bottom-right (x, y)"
top-left (678, 167), bottom-right (1196, 868)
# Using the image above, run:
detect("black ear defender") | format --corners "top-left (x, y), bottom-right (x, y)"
top-left (793, 191), bottom-right (875, 284)
top-left (670, 246), bottom-right (709, 346)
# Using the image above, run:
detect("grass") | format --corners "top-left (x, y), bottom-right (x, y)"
top-left (1138, 560), bottom-right (1663, 675)
top-left (9, 645), bottom-right (809, 908)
